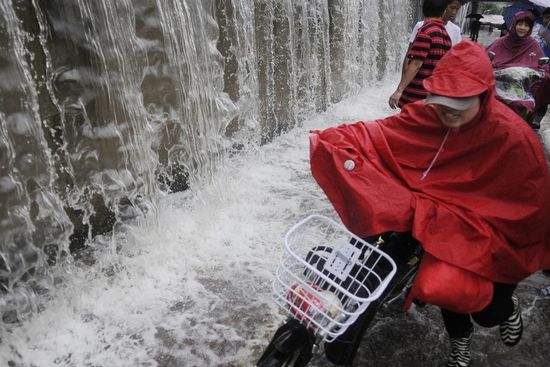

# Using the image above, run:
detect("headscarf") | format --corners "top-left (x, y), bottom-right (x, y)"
top-left (310, 41), bottom-right (550, 284)
top-left (487, 11), bottom-right (545, 69)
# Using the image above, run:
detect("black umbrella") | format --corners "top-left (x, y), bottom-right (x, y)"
top-left (465, 13), bottom-right (484, 20)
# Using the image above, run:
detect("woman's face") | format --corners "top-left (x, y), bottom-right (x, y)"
top-left (515, 19), bottom-right (531, 38)
top-left (433, 97), bottom-right (481, 128)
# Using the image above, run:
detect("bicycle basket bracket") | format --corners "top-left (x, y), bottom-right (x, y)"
top-left (324, 238), bottom-right (362, 281)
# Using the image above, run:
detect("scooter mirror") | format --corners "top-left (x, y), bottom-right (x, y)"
top-left (539, 57), bottom-right (550, 66)
top-left (487, 51), bottom-right (495, 61)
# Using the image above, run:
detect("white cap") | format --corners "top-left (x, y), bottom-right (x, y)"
top-left (424, 93), bottom-right (478, 111)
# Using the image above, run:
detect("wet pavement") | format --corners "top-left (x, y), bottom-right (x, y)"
top-left (304, 270), bottom-right (550, 367)
top-left (352, 273), bottom-right (550, 367)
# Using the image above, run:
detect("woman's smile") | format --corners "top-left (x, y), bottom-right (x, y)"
top-left (433, 97), bottom-right (481, 128)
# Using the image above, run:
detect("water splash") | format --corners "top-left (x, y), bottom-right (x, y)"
top-left (0, 0), bottom-right (411, 326)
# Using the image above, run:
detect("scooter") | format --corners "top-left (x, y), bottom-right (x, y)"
top-left (256, 215), bottom-right (423, 367)
top-left (488, 51), bottom-right (549, 128)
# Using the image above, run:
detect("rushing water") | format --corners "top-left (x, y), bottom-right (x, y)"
top-left (1, 0), bottom-right (412, 348)
top-left (0, 75), bottom-right (398, 365)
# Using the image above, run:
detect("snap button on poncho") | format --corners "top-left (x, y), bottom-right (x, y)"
top-left (344, 160), bottom-right (355, 171)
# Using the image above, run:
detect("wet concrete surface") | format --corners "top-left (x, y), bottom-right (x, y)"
top-left (357, 274), bottom-right (550, 367)
top-left (302, 272), bottom-right (550, 367)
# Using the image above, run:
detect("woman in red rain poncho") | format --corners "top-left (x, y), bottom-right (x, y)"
top-left (310, 41), bottom-right (550, 367)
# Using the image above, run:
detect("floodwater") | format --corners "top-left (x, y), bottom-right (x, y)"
top-left (1, 78), bottom-right (549, 367)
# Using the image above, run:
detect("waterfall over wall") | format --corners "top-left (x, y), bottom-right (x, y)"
top-left (0, 0), bottom-right (411, 321)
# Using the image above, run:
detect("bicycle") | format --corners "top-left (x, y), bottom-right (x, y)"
top-left (256, 215), bottom-right (423, 367)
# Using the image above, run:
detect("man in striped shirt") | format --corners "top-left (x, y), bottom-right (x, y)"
top-left (389, 0), bottom-right (452, 109)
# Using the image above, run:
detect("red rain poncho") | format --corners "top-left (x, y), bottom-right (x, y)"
top-left (310, 42), bottom-right (550, 297)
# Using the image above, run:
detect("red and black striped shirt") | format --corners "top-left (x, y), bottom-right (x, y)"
top-left (399, 19), bottom-right (452, 107)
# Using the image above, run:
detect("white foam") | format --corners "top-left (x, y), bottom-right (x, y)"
top-left (0, 79), bottom-right (398, 366)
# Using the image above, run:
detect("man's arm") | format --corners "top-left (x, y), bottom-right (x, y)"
top-left (401, 43), bottom-right (414, 75)
top-left (389, 58), bottom-right (423, 109)
top-left (391, 24), bottom-right (431, 109)
top-left (402, 22), bottom-right (423, 74)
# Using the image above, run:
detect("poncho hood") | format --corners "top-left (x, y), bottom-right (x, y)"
top-left (310, 41), bottom-right (550, 284)
top-left (424, 41), bottom-right (494, 99)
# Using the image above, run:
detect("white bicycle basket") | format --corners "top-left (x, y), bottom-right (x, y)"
top-left (272, 215), bottom-right (397, 342)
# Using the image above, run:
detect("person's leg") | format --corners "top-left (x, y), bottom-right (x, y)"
top-left (470, 283), bottom-right (515, 327)
top-left (441, 309), bottom-right (473, 367)
top-left (471, 283), bottom-right (522, 347)
top-left (441, 282), bottom-right (519, 366)
top-left (441, 309), bottom-right (473, 338)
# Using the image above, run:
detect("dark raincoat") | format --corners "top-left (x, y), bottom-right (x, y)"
top-left (310, 42), bottom-right (550, 313)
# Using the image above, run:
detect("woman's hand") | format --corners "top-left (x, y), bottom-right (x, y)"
top-left (389, 89), bottom-right (403, 109)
